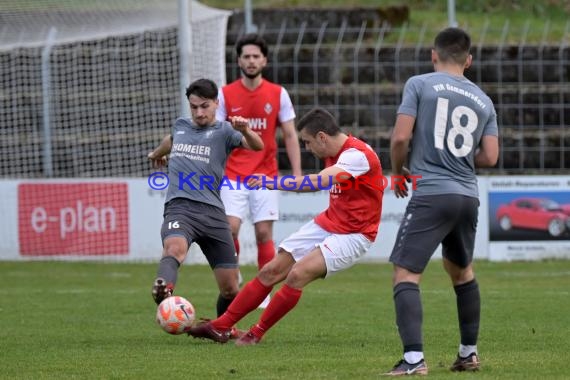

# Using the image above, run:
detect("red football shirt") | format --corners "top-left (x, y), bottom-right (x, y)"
top-left (314, 136), bottom-right (383, 241)
top-left (217, 79), bottom-right (295, 180)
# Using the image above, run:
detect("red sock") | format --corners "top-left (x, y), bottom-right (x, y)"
top-left (233, 238), bottom-right (240, 257)
top-left (251, 284), bottom-right (302, 338)
top-left (257, 240), bottom-right (275, 270)
top-left (212, 277), bottom-right (272, 330)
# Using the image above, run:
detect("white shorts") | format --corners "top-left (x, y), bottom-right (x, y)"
top-left (220, 179), bottom-right (279, 223)
top-left (278, 220), bottom-right (372, 277)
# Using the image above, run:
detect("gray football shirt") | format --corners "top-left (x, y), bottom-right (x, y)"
top-left (164, 118), bottom-right (243, 209)
top-left (398, 72), bottom-right (499, 197)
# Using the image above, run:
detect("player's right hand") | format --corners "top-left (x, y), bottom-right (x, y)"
top-left (229, 115), bottom-right (249, 132)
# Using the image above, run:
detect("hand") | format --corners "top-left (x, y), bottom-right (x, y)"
top-left (247, 173), bottom-right (274, 190)
top-left (148, 151), bottom-right (167, 169)
top-left (229, 116), bottom-right (249, 133)
top-left (393, 166), bottom-right (411, 198)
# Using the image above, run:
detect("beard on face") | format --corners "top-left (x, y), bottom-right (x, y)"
top-left (192, 115), bottom-right (213, 127)
top-left (240, 66), bottom-right (262, 79)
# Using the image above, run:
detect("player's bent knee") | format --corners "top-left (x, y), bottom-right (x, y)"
top-left (162, 236), bottom-right (188, 261)
top-left (219, 286), bottom-right (239, 299)
top-left (285, 266), bottom-right (312, 288)
top-left (163, 248), bottom-right (187, 263)
top-left (257, 266), bottom-right (281, 286)
top-left (450, 270), bottom-right (474, 285)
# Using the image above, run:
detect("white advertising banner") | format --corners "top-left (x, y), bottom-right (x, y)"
top-left (487, 176), bottom-right (570, 261)
top-left (3, 176), bottom-right (568, 263)
top-left (0, 180), bottom-right (19, 259)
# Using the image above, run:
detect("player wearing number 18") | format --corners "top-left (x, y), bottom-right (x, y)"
top-left (384, 27), bottom-right (499, 376)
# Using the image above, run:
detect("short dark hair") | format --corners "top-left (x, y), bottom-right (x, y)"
top-left (185, 78), bottom-right (218, 100)
top-left (297, 107), bottom-right (341, 137)
top-left (236, 33), bottom-right (269, 57)
top-left (434, 27), bottom-right (471, 64)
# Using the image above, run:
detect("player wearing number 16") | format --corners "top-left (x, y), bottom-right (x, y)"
top-left (147, 78), bottom-right (263, 323)
top-left (384, 27), bottom-right (499, 376)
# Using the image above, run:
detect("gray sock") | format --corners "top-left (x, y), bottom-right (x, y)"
top-left (394, 282), bottom-right (423, 353)
top-left (156, 256), bottom-right (180, 287)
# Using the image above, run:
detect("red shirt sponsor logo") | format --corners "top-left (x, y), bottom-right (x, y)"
top-left (222, 79), bottom-right (283, 179)
top-left (18, 183), bottom-right (129, 256)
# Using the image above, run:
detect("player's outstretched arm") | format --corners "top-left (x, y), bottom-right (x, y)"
top-left (148, 134), bottom-right (172, 168)
top-left (230, 116), bottom-right (264, 151)
top-left (247, 166), bottom-right (350, 193)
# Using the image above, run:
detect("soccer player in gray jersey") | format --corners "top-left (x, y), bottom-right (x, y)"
top-left (383, 27), bottom-right (499, 376)
top-left (147, 78), bottom-right (263, 328)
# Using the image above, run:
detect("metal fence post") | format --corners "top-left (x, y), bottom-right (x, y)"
top-left (476, 19), bottom-right (489, 84)
top-left (538, 21), bottom-right (550, 170)
top-left (413, 23), bottom-right (427, 76)
top-left (272, 19), bottom-right (287, 84)
top-left (373, 23), bottom-right (388, 130)
top-left (313, 22), bottom-right (328, 106)
top-left (333, 20), bottom-right (347, 120)
top-left (41, 27), bottom-right (57, 178)
top-left (293, 21), bottom-right (307, 112)
top-left (178, 0), bottom-right (191, 118)
top-left (244, 0), bottom-right (258, 33)
top-left (353, 21), bottom-right (366, 129)
top-left (559, 21), bottom-right (570, 169)
top-left (498, 21), bottom-right (510, 168)
top-left (394, 24), bottom-right (407, 104)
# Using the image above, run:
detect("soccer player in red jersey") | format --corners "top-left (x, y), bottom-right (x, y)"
top-left (189, 107), bottom-right (383, 345)
top-left (217, 34), bottom-right (302, 308)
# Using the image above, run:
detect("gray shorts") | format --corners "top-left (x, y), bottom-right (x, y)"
top-left (389, 194), bottom-right (479, 273)
top-left (161, 197), bottom-right (238, 269)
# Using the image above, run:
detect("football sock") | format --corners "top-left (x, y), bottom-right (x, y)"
top-left (233, 237), bottom-right (240, 257)
top-left (252, 284), bottom-right (302, 338)
top-left (454, 279), bottom-right (480, 346)
top-left (459, 344), bottom-right (478, 358)
top-left (212, 277), bottom-right (272, 330)
top-left (404, 351), bottom-right (424, 364)
top-left (393, 282), bottom-right (423, 353)
top-left (257, 240), bottom-right (275, 270)
top-left (156, 256), bottom-right (180, 287)
top-left (216, 293), bottom-right (234, 317)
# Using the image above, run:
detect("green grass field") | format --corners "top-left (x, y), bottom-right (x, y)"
top-left (1, 260), bottom-right (569, 379)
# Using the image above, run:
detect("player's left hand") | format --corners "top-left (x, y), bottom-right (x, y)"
top-left (393, 166), bottom-right (412, 198)
top-left (229, 116), bottom-right (249, 132)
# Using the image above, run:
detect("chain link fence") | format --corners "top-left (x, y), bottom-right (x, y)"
top-left (227, 20), bottom-right (570, 175)
top-left (1, 15), bottom-right (569, 178)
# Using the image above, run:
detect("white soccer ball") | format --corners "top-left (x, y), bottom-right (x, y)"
top-left (156, 296), bottom-right (196, 335)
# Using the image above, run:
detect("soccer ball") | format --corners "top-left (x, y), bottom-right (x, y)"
top-left (156, 296), bottom-right (196, 335)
